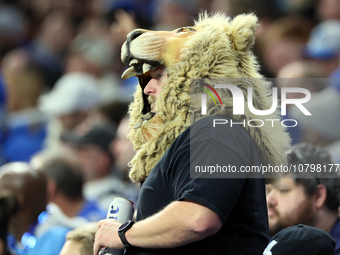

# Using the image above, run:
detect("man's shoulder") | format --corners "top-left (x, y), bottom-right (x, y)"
top-left (179, 116), bottom-right (253, 147)
top-left (329, 218), bottom-right (340, 255)
top-left (178, 115), bottom-right (246, 137)
top-left (330, 217), bottom-right (340, 238)
top-left (165, 115), bottom-right (259, 166)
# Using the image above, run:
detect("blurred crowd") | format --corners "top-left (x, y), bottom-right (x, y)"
top-left (0, 0), bottom-right (339, 165)
top-left (0, 0), bottom-right (340, 254)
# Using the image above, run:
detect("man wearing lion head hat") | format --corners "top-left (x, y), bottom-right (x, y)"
top-left (94, 12), bottom-right (290, 255)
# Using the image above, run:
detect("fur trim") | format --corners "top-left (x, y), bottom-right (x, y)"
top-left (127, 12), bottom-right (291, 183)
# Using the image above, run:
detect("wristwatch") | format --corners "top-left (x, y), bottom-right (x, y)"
top-left (118, 220), bottom-right (135, 248)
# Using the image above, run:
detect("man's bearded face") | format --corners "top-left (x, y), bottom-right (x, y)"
top-left (266, 178), bottom-right (316, 235)
top-left (143, 65), bottom-right (167, 113)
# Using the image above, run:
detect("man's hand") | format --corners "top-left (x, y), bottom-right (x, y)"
top-left (94, 200), bottom-right (221, 253)
top-left (93, 219), bottom-right (124, 255)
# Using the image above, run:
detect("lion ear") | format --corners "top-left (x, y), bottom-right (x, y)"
top-left (228, 13), bottom-right (258, 52)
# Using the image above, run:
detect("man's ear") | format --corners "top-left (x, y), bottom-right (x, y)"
top-left (315, 184), bottom-right (327, 208)
top-left (228, 13), bottom-right (258, 52)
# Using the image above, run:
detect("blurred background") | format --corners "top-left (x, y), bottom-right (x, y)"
top-left (0, 0), bottom-right (339, 166)
top-left (0, 0), bottom-right (340, 254)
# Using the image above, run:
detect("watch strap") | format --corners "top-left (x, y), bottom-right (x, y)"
top-left (118, 221), bottom-right (135, 248)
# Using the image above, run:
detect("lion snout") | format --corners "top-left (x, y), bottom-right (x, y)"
top-left (127, 29), bottom-right (145, 43)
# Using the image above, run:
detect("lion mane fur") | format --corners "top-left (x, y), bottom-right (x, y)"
top-left (127, 12), bottom-right (291, 184)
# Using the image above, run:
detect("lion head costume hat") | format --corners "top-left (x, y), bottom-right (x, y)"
top-left (121, 12), bottom-right (290, 184)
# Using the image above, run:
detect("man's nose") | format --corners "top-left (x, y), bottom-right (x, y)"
top-left (144, 79), bottom-right (156, 95)
top-left (266, 190), bottom-right (277, 206)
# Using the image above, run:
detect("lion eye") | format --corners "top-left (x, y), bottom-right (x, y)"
top-left (176, 27), bottom-right (196, 33)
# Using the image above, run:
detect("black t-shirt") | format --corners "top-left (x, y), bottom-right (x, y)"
top-left (126, 116), bottom-right (269, 255)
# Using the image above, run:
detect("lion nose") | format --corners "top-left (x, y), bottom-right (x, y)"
top-left (127, 29), bottom-right (144, 43)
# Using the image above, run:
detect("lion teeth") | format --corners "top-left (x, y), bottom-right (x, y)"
top-left (142, 63), bottom-right (153, 74)
top-left (121, 66), bottom-right (138, 79)
top-left (129, 59), bottom-right (139, 66)
top-left (122, 60), bottom-right (157, 78)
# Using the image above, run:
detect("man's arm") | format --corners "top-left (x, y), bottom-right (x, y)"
top-left (93, 200), bottom-right (222, 254)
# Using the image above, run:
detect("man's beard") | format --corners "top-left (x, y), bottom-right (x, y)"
top-left (148, 95), bottom-right (156, 112)
top-left (268, 200), bottom-right (315, 236)
top-left (268, 206), bottom-right (287, 236)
